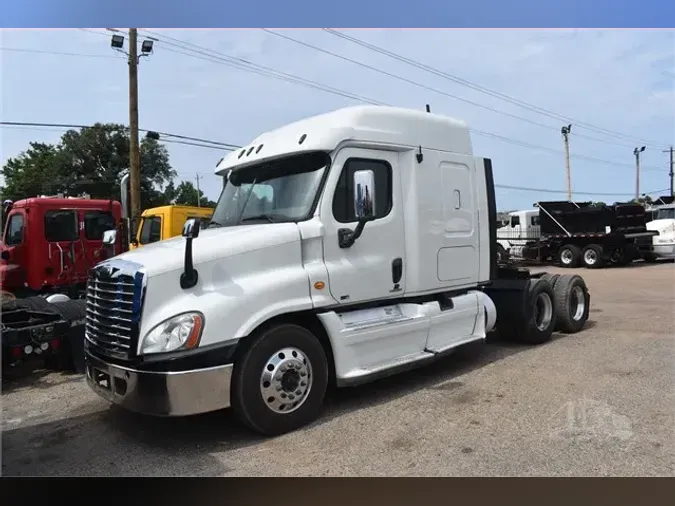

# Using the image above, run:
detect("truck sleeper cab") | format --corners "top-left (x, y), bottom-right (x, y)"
top-left (84, 106), bottom-right (591, 436)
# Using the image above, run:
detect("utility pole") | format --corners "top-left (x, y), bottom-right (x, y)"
top-left (561, 124), bottom-right (572, 201)
top-left (634, 146), bottom-right (646, 201)
top-left (108, 28), bottom-right (155, 226)
top-left (128, 28), bottom-right (141, 223)
top-left (195, 173), bottom-right (202, 207)
top-left (663, 146), bottom-right (674, 197)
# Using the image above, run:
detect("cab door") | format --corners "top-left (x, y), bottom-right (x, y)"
top-left (320, 148), bottom-right (405, 305)
top-left (1, 210), bottom-right (28, 290)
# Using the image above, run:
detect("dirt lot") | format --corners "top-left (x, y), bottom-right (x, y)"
top-left (2, 262), bottom-right (674, 477)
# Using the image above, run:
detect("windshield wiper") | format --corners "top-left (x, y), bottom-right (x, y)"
top-left (239, 214), bottom-right (287, 224)
top-left (207, 220), bottom-right (224, 228)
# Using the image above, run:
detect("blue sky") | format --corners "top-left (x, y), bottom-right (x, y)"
top-left (3, 0), bottom-right (674, 28)
top-left (1, 28), bottom-right (674, 210)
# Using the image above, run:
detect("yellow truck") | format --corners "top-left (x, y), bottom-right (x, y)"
top-left (130, 205), bottom-right (214, 250)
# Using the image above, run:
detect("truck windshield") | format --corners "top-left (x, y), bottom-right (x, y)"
top-left (655, 208), bottom-right (675, 220)
top-left (210, 151), bottom-right (330, 226)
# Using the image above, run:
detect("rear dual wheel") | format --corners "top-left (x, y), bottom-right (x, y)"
top-left (581, 244), bottom-right (605, 269)
top-left (497, 278), bottom-right (557, 345)
top-left (498, 273), bottom-right (590, 344)
top-left (552, 274), bottom-right (590, 333)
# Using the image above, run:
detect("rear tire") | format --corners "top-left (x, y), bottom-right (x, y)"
top-left (497, 279), bottom-right (557, 345)
top-left (539, 273), bottom-right (561, 290)
top-left (557, 244), bottom-right (581, 268)
top-left (581, 244), bottom-right (605, 269)
top-left (553, 274), bottom-right (590, 333)
top-left (231, 323), bottom-right (329, 436)
top-left (609, 247), bottom-right (634, 266)
top-left (496, 244), bottom-right (509, 263)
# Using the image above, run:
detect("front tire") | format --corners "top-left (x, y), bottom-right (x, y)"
top-left (231, 323), bottom-right (329, 436)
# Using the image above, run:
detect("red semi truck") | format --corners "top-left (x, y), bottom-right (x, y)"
top-left (1, 195), bottom-right (124, 301)
top-left (1, 192), bottom-right (126, 373)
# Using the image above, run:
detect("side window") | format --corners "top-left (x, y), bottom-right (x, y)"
top-left (511, 216), bottom-right (520, 227)
top-left (332, 158), bottom-right (392, 223)
top-left (139, 217), bottom-right (162, 245)
top-left (5, 213), bottom-right (24, 246)
top-left (531, 215), bottom-right (540, 226)
top-left (84, 211), bottom-right (116, 240)
top-left (45, 210), bottom-right (79, 242)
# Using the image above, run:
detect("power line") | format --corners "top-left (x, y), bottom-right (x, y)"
top-left (127, 29), bottom-right (665, 173)
top-left (322, 29), bottom-right (670, 150)
top-left (135, 29), bottom-right (386, 106)
top-left (495, 185), bottom-right (669, 197)
top-left (262, 29), bottom-right (644, 151)
top-left (161, 138), bottom-right (235, 150)
top-left (0, 47), bottom-right (124, 59)
top-left (0, 121), bottom-right (236, 149)
top-left (1, 115), bottom-right (667, 174)
top-left (28, 28), bottom-right (667, 158)
top-left (4, 123), bottom-right (667, 198)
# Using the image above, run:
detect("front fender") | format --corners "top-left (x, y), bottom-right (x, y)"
top-left (137, 238), bottom-right (313, 352)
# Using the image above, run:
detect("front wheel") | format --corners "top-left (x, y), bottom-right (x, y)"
top-left (231, 323), bottom-right (329, 436)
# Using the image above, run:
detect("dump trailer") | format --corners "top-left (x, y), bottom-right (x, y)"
top-left (83, 105), bottom-right (593, 437)
top-left (517, 201), bottom-right (657, 268)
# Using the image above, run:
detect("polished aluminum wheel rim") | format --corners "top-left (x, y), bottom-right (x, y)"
top-left (260, 347), bottom-right (312, 414)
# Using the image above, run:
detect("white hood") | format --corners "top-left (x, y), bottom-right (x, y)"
top-left (111, 223), bottom-right (302, 277)
top-left (646, 219), bottom-right (675, 237)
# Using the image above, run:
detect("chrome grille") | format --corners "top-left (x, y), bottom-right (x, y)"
top-left (85, 262), bottom-right (145, 360)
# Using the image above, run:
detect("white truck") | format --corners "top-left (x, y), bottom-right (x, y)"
top-left (85, 106), bottom-right (591, 436)
top-left (645, 203), bottom-right (675, 261)
top-left (496, 209), bottom-right (540, 261)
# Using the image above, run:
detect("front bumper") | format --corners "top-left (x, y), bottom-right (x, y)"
top-left (653, 244), bottom-right (675, 259)
top-left (85, 351), bottom-right (233, 416)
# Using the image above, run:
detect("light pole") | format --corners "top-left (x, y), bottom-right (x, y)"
top-left (109, 28), bottom-right (156, 224)
top-left (633, 146), bottom-right (646, 201)
top-left (561, 124), bottom-right (572, 201)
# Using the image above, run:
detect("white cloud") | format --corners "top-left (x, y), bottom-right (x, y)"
top-left (1, 28), bottom-right (673, 209)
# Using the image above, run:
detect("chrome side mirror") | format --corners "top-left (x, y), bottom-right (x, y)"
top-left (339, 169), bottom-right (377, 249)
top-left (182, 218), bottom-right (201, 239)
top-left (353, 169), bottom-right (376, 220)
top-left (102, 229), bottom-right (117, 245)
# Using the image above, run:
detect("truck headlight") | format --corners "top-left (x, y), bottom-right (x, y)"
top-left (140, 312), bottom-right (204, 355)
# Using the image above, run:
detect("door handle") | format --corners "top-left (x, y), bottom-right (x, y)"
top-left (392, 258), bottom-right (403, 284)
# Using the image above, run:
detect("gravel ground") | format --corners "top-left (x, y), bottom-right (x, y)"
top-left (2, 261), bottom-right (674, 477)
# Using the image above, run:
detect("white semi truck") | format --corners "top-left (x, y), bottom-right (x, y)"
top-left (645, 203), bottom-right (675, 261)
top-left (85, 106), bottom-right (591, 436)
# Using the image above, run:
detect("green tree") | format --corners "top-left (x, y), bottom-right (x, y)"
top-left (0, 142), bottom-right (69, 199)
top-left (171, 180), bottom-right (216, 207)
top-left (1, 123), bottom-right (177, 207)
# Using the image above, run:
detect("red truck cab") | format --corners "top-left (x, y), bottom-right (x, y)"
top-left (1, 196), bottom-right (123, 299)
